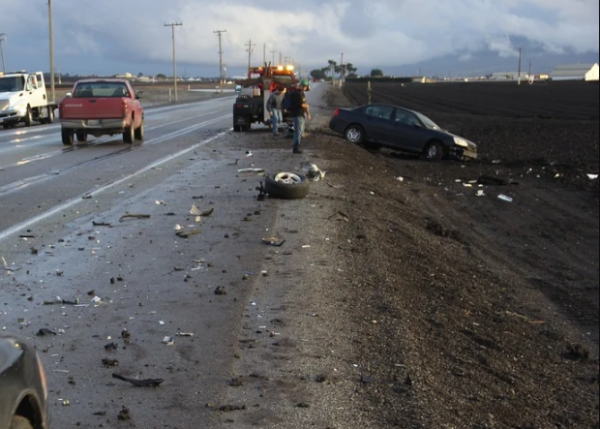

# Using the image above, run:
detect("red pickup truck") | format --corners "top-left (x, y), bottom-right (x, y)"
top-left (59, 79), bottom-right (144, 146)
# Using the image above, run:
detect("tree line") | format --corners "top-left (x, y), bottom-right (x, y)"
top-left (310, 60), bottom-right (384, 80)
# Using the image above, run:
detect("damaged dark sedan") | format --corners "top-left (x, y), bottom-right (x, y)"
top-left (329, 103), bottom-right (478, 161)
top-left (0, 336), bottom-right (48, 429)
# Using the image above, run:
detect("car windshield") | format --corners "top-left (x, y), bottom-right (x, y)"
top-left (414, 111), bottom-right (441, 130)
top-left (0, 76), bottom-right (25, 92)
top-left (73, 82), bottom-right (131, 98)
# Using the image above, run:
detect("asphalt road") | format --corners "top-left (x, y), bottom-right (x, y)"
top-left (1, 84), bottom-right (367, 429)
top-left (0, 94), bottom-right (251, 428)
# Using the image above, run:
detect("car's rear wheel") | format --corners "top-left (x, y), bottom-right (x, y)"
top-left (123, 125), bottom-right (135, 144)
top-left (424, 141), bottom-right (444, 161)
top-left (76, 130), bottom-right (88, 142)
top-left (135, 120), bottom-right (145, 141)
top-left (10, 415), bottom-right (34, 429)
top-left (61, 128), bottom-right (74, 146)
top-left (345, 125), bottom-right (365, 145)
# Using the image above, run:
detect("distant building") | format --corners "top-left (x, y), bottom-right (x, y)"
top-left (551, 63), bottom-right (596, 81)
top-left (490, 72), bottom-right (521, 81)
top-left (115, 72), bottom-right (133, 79)
top-left (585, 63), bottom-right (599, 82)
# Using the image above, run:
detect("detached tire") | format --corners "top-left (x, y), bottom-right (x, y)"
top-left (10, 416), bottom-right (34, 429)
top-left (265, 173), bottom-right (310, 200)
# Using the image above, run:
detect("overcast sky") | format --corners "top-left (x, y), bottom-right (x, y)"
top-left (0, 0), bottom-right (598, 77)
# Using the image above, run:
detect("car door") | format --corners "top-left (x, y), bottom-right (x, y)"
top-left (389, 108), bottom-right (429, 153)
top-left (363, 105), bottom-right (395, 143)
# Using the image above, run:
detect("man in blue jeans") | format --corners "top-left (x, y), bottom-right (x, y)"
top-left (290, 81), bottom-right (311, 154)
top-left (266, 87), bottom-right (285, 136)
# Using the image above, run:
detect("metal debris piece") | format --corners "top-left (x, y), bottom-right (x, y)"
top-left (262, 237), bottom-right (286, 247)
top-left (190, 206), bottom-right (215, 217)
top-left (119, 214), bottom-right (151, 223)
top-left (112, 373), bottom-right (164, 388)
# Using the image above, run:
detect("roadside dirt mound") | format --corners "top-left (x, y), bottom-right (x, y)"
top-left (309, 86), bottom-right (600, 428)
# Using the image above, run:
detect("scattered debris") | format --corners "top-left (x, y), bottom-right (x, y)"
top-left (119, 214), bottom-right (151, 223)
top-left (328, 211), bottom-right (350, 222)
top-left (176, 228), bottom-right (202, 239)
top-left (102, 358), bottom-right (119, 367)
top-left (112, 373), bottom-right (164, 388)
top-left (104, 342), bottom-right (118, 351)
top-left (498, 194), bottom-right (513, 203)
top-left (36, 328), bottom-right (57, 337)
top-left (262, 237), bottom-right (286, 247)
top-left (190, 206), bottom-right (214, 217)
top-left (588, 174), bottom-right (599, 180)
top-left (92, 221), bottom-right (112, 227)
top-left (117, 406), bottom-right (131, 421)
top-left (176, 332), bottom-right (195, 337)
top-left (214, 286), bottom-right (228, 296)
top-left (301, 162), bottom-right (326, 181)
top-left (564, 343), bottom-right (590, 362)
top-left (478, 175), bottom-right (510, 186)
top-left (238, 168), bottom-right (266, 176)
top-left (477, 190), bottom-right (486, 197)
top-left (162, 336), bottom-right (174, 345)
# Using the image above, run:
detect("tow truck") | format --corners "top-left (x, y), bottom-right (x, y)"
top-left (233, 64), bottom-right (298, 132)
top-left (0, 71), bottom-right (57, 129)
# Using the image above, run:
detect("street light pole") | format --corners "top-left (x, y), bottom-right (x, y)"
top-left (48, 0), bottom-right (56, 102)
top-left (165, 22), bottom-right (183, 102)
top-left (0, 33), bottom-right (7, 73)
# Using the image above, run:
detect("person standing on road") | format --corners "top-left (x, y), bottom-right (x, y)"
top-left (290, 81), bottom-right (311, 154)
top-left (266, 87), bottom-right (285, 136)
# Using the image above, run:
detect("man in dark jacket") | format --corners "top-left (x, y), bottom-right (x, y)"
top-left (290, 81), bottom-right (311, 154)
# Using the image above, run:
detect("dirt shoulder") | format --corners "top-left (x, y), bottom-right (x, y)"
top-left (218, 84), bottom-right (599, 428)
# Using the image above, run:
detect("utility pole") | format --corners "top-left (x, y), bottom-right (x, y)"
top-left (517, 47), bottom-right (523, 85)
top-left (245, 39), bottom-right (255, 69)
top-left (270, 47), bottom-right (277, 66)
top-left (165, 22), bottom-right (183, 102)
top-left (263, 43), bottom-right (266, 65)
top-left (0, 33), bottom-right (6, 73)
top-left (279, 52), bottom-right (283, 65)
top-left (214, 30), bottom-right (227, 92)
top-left (47, 0), bottom-right (56, 102)
top-left (528, 60), bottom-right (532, 78)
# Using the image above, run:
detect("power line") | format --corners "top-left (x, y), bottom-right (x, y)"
top-left (214, 30), bottom-right (227, 92)
top-left (165, 22), bottom-right (183, 102)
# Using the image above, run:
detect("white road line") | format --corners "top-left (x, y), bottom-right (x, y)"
top-left (0, 130), bottom-right (231, 243)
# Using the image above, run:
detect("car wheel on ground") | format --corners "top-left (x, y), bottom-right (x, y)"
top-left (345, 124), bottom-right (365, 145)
top-left (123, 125), bottom-right (135, 144)
top-left (2, 123), bottom-right (13, 129)
top-left (265, 172), bottom-right (310, 200)
top-left (135, 120), bottom-right (145, 141)
top-left (424, 141), bottom-right (444, 161)
top-left (10, 415), bottom-right (34, 429)
top-left (24, 107), bottom-right (33, 127)
top-left (61, 128), bottom-right (74, 146)
top-left (76, 130), bottom-right (88, 143)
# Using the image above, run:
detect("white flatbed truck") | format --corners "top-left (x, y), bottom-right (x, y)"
top-left (0, 71), bottom-right (57, 129)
